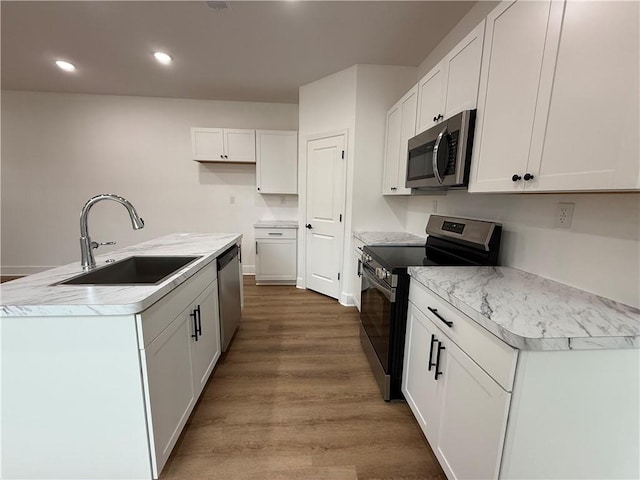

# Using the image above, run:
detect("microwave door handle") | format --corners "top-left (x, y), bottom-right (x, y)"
top-left (432, 127), bottom-right (448, 185)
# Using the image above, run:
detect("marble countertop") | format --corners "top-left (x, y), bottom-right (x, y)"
top-left (1, 233), bottom-right (241, 317)
top-left (353, 231), bottom-right (426, 246)
top-left (409, 266), bottom-right (640, 351)
top-left (254, 220), bottom-right (298, 229)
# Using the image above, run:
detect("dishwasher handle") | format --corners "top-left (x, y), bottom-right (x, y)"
top-left (218, 245), bottom-right (239, 271)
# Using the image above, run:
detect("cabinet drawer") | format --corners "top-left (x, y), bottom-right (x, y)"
top-left (254, 228), bottom-right (297, 239)
top-left (136, 261), bottom-right (217, 348)
top-left (409, 281), bottom-right (517, 391)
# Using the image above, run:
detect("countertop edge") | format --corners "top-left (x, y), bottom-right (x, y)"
top-left (408, 268), bottom-right (639, 351)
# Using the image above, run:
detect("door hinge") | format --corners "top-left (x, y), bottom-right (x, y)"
top-left (338, 272), bottom-right (341, 280)
top-left (339, 214), bottom-right (342, 222)
top-left (341, 150), bottom-right (345, 159)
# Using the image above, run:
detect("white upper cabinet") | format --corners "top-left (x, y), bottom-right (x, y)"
top-left (416, 20), bottom-right (485, 134)
top-left (382, 85), bottom-right (417, 195)
top-left (470, 0), bottom-right (639, 193)
top-left (256, 130), bottom-right (298, 194)
top-left (191, 127), bottom-right (256, 163)
top-left (416, 63), bottom-right (447, 134)
top-left (532, 0), bottom-right (640, 191)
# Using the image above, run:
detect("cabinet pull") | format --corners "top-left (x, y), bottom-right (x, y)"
top-left (523, 173), bottom-right (535, 181)
top-left (427, 306), bottom-right (453, 328)
top-left (428, 334), bottom-right (438, 371)
top-left (255, 241), bottom-right (258, 255)
top-left (190, 310), bottom-right (199, 341)
top-left (268, 232), bottom-right (283, 236)
top-left (195, 305), bottom-right (202, 336)
top-left (435, 342), bottom-right (445, 380)
top-left (357, 259), bottom-right (362, 277)
top-left (512, 174), bottom-right (522, 182)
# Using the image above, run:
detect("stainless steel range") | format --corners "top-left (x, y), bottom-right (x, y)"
top-left (359, 215), bottom-right (502, 401)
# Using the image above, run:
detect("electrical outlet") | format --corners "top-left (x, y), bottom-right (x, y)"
top-left (554, 203), bottom-right (574, 228)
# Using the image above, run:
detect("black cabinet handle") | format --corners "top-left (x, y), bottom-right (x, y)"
top-left (357, 259), bottom-right (362, 278)
top-left (512, 174), bottom-right (522, 182)
top-left (428, 334), bottom-right (438, 371)
top-left (433, 116), bottom-right (437, 122)
top-left (436, 114), bottom-right (443, 121)
top-left (257, 187), bottom-right (261, 191)
top-left (524, 173), bottom-right (535, 181)
top-left (427, 307), bottom-right (453, 328)
top-left (435, 342), bottom-right (445, 380)
top-left (190, 310), bottom-right (199, 341)
top-left (195, 305), bottom-right (202, 336)
top-left (220, 154), bottom-right (224, 159)
top-left (305, 223), bottom-right (313, 229)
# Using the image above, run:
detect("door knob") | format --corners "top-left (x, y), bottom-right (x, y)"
top-left (305, 224), bottom-right (313, 229)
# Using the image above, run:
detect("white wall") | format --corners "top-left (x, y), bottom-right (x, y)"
top-left (0, 90), bottom-right (298, 275)
top-left (297, 65), bottom-right (416, 303)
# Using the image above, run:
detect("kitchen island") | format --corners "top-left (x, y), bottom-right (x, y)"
top-left (405, 266), bottom-right (639, 479)
top-left (1, 233), bottom-right (241, 480)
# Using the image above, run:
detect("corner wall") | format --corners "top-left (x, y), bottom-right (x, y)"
top-left (0, 91), bottom-right (299, 274)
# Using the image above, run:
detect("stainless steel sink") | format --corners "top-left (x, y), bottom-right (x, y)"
top-left (58, 256), bottom-right (201, 286)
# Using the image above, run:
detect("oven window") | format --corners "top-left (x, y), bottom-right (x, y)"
top-left (360, 273), bottom-right (392, 371)
top-left (407, 141), bottom-right (435, 182)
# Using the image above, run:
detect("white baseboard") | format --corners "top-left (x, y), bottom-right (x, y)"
top-left (296, 277), bottom-right (305, 289)
top-left (339, 292), bottom-right (356, 308)
top-left (242, 265), bottom-right (255, 275)
top-left (1, 266), bottom-right (56, 276)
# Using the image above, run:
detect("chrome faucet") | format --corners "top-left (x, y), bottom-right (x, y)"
top-left (79, 194), bottom-right (145, 270)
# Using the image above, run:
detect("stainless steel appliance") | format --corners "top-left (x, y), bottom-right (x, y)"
top-left (217, 244), bottom-right (241, 352)
top-left (406, 110), bottom-right (476, 190)
top-left (359, 215), bottom-right (501, 400)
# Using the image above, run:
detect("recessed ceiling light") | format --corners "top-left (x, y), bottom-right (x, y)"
top-left (153, 52), bottom-right (172, 65)
top-left (55, 60), bottom-right (76, 72)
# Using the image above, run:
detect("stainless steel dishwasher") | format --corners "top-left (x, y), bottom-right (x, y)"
top-left (217, 244), bottom-right (241, 352)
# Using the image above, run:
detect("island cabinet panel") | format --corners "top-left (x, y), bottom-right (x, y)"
top-left (138, 263), bottom-right (221, 478)
top-left (0, 315), bottom-right (153, 480)
top-left (141, 309), bottom-right (196, 478)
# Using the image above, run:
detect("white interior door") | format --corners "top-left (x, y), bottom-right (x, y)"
top-left (305, 133), bottom-right (346, 299)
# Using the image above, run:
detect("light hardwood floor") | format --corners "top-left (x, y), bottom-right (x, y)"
top-left (161, 276), bottom-right (445, 480)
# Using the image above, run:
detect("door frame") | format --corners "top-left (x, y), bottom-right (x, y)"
top-left (298, 129), bottom-right (349, 298)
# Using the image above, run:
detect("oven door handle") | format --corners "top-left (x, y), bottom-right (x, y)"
top-left (362, 263), bottom-right (395, 302)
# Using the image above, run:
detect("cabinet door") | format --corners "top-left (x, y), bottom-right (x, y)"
top-left (402, 302), bottom-right (443, 443)
top-left (256, 130), bottom-right (298, 193)
top-left (190, 280), bottom-right (221, 398)
top-left (443, 20), bottom-right (485, 119)
top-left (142, 311), bottom-right (195, 477)
top-left (382, 102), bottom-right (402, 194)
top-left (469, 0), bottom-right (557, 193)
top-left (255, 239), bottom-right (297, 283)
top-left (191, 127), bottom-right (224, 161)
top-left (416, 61), bottom-right (447, 134)
top-left (435, 335), bottom-right (511, 480)
top-left (224, 129), bottom-right (256, 163)
top-left (531, 0), bottom-right (640, 191)
top-left (397, 86), bottom-right (418, 194)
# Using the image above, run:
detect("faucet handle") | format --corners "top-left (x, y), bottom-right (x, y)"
top-left (90, 241), bottom-right (116, 249)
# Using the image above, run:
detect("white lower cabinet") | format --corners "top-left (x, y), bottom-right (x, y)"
top-left (405, 280), bottom-right (640, 479)
top-left (255, 227), bottom-right (297, 284)
top-left (138, 261), bottom-right (221, 478)
top-left (351, 238), bottom-right (365, 310)
top-left (403, 300), bottom-right (510, 479)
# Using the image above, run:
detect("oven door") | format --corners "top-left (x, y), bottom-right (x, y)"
top-left (360, 263), bottom-right (395, 371)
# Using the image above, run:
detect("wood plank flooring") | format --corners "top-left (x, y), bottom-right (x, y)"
top-left (162, 277), bottom-right (445, 479)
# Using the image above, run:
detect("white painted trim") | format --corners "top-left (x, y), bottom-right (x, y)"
top-left (1, 265), bottom-right (57, 276)
top-left (296, 277), bottom-right (305, 289)
top-left (339, 292), bottom-right (355, 308)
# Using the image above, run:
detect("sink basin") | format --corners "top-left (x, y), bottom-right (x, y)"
top-left (58, 256), bottom-right (201, 286)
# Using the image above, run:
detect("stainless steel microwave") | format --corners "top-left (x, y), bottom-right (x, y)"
top-left (405, 109), bottom-right (476, 190)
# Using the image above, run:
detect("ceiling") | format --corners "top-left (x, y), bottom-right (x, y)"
top-left (1, 1), bottom-right (475, 104)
